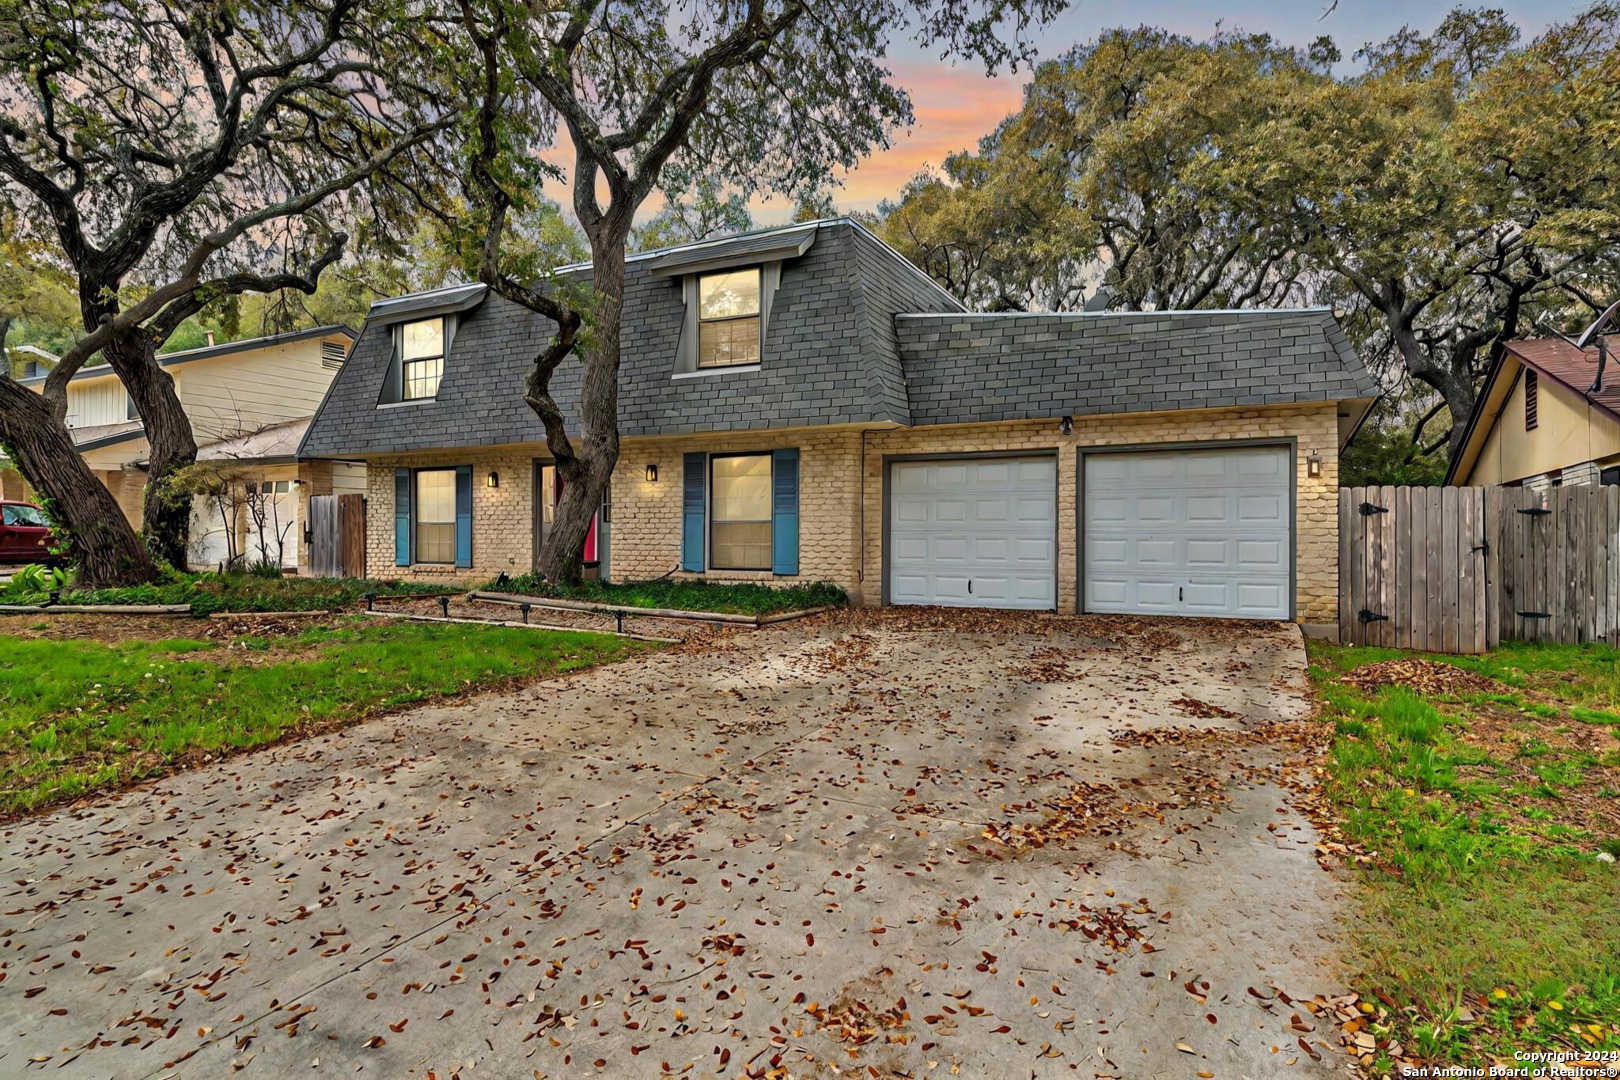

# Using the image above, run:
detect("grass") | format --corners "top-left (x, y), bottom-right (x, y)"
top-left (1308, 639), bottom-right (1620, 1068)
top-left (0, 570), bottom-right (455, 616)
top-left (0, 618), bottom-right (643, 816)
top-left (489, 573), bottom-right (847, 616)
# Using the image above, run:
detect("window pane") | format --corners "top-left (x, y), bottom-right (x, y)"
top-left (712, 522), bottom-right (772, 570)
top-left (404, 356), bottom-right (443, 399)
top-left (416, 522), bottom-right (455, 564)
top-left (699, 270), bottom-right (760, 320)
top-left (711, 455), bottom-right (771, 522)
top-left (698, 317), bottom-right (760, 367)
top-left (403, 318), bottom-right (444, 361)
top-left (416, 469), bottom-right (456, 524)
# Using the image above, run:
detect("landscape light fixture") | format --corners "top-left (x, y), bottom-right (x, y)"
top-left (645, 463), bottom-right (659, 482)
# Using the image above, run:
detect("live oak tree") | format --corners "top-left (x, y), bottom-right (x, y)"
top-left (0, 0), bottom-right (451, 582)
top-left (631, 177), bottom-right (755, 253)
top-left (448, 0), bottom-right (1067, 583)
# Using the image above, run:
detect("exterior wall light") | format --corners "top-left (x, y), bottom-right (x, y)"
top-left (487, 471), bottom-right (500, 488)
top-left (1059, 415), bottom-right (1074, 436)
top-left (1307, 453), bottom-right (1322, 479)
top-left (645, 463), bottom-right (659, 482)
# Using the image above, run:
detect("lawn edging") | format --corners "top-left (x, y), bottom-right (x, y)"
top-left (469, 589), bottom-right (837, 627)
top-left (0, 603), bottom-right (193, 614)
top-left (362, 607), bottom-right (682, 643)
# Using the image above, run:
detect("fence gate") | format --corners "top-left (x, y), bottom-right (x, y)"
top-left (309, 493), bottom-right (366, 578)
top-left (1495, 484), bottom-right (1620, 646)
top-left (1338, 486), bottom-right (1491, 653)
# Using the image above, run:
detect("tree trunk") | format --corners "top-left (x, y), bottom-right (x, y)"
top-left (536, 231), bottom-right (627, 584)
top-left (0, 377), bottom-right (159, 585)
top-left (103, 331), bottom-right (197, 570)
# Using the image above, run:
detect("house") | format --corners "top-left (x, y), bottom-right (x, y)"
top-left (299, 219), bottom-right (1379, 633)
top-left (1446, 337), bottom-right (1620, 489)
top-left (0, 325), bottom-right (362, 570)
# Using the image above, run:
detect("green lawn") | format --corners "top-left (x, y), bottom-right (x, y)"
top-left (0, 571), bottom-right (455, 615)
top-left (1308, 639), bottom-right (1620, 1068)
top-left (0, 618), bottom-right (644, 816)
top-left (488, 574), bottom-right (847, 616)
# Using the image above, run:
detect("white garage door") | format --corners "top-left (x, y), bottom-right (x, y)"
top-left (1084, 446), bottom-right (1292, 619)
top-left (888, 456), bottom-right (1056, 609)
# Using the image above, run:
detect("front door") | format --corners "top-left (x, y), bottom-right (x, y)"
top-left (532, 461), bottom-right (601, 576)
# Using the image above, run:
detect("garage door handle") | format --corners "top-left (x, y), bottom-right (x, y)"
top-left (1179, 587), bottom-right (1183, 602)
top-left (967, 580), bottom-right (972, 594)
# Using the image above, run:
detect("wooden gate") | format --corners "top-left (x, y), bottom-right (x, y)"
top-left (1341, 484), bottom-right (1620, 652)
top-left (1339, 486), bottom-right (1491, 653)
top-left (309, 493), bottom-right (366, 578)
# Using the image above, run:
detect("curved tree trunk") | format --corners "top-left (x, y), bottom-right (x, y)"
top-left (536, 232), bottom-right (626, 585)
top-left (0, 377), bottom-right (158, 585)
top-left (103, 332), bottom-right (197, 570)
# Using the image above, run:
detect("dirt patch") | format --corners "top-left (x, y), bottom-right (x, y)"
top-left (1453, 701), bottom-right (1620, 839)
top-left (1338, 657), bottom-right (1500, 697)
top-left (0, 610), bottom-right (346, 645)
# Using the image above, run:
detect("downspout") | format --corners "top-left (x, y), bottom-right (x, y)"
top-left (859, 427), bottom-right (870, 585)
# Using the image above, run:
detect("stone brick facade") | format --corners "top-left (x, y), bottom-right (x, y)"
top-left (361, 401), bottom-right (1341, 626)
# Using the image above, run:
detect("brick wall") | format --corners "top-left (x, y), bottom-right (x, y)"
top-left (360, 401), bottom-right (1342, 624)
top-left (365, 449), bottom-right (537, 583)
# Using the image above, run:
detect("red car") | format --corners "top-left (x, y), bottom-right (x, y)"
top-left (0, 501), bottom-right (61, 564)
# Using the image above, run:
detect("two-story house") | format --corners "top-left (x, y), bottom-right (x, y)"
top-left (3, 325), bottom-right (360, 570)
top-left (299, 220), bottom-right (1378, 633)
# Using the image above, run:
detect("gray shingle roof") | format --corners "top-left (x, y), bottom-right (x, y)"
top-left (894, 309), bottom-right (1380, 427)
top-left (299, 220), bottom-right (963, 457)
top-left (298, 222), bottom-right (1377, 460)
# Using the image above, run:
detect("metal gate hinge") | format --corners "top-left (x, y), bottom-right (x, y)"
top-left (1516, 507), bottom-right (1552, 517)
top-left (1357, 609), bottom-right (1389, 624)
top-left (1516, 611), bottom-right (1552, 620)
top-left (1358, 502), bottom-right (1389, 516)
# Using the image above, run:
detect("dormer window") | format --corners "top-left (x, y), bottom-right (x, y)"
top-left (402, 318), bottom-right (445, 400)
top-left (698, 270), bottom-right (761, 368)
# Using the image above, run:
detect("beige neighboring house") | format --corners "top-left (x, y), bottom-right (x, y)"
top-left (1447, 338), bottom-right (1620, 489)
top-left (0, 325), bottom-right (362, 571)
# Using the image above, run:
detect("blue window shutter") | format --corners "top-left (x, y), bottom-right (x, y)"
top-left (394, 468), bottom-right (412, 566)
top-left (772, 448), bottom-right (799, 576)
top-left (454, 465), bottom-right (473, 568)
top-left (681, 453), bottom-right (706, 572)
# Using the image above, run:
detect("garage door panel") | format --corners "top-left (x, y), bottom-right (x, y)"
top-left (1084, 447), bottom-right (1291, 620)
top-left (889, 457), bottom-right (1056, 610)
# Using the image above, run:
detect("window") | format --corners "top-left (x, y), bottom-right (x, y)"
top-left (697, 269), bottom-right (761, 368)
top-left (402, 318), bottom-right (445, 400)
top-left (1525, 369), bottom-right (1539, 430)
top-left (710, 454), bottom-right (772, 569)
top-left (126, 393), bottom-right (139, 421)
top-left (414, 469), bottom-right (457, 563)
top-left (3, 504), bottom-right (49, 527)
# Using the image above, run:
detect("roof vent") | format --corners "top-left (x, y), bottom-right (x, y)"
top-left (321, 340), bottom-right (348, 369)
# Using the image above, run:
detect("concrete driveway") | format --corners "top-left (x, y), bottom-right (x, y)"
top-left (0, 610), bottom-right (1348, 1079)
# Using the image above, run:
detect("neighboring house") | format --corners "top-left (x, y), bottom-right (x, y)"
top-left (1447, 337), bottom-right (1620, 490)
top-left (0, 325), bottom-right (360, 570)
top-left (300, 219), bottom-right (1378, 633)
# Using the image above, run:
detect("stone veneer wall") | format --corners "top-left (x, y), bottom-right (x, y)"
top-left (361, 401), bottom-right (1341, 624)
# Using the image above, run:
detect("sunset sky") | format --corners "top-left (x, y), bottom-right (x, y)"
top-left (747, 0), bottom-right (1585, 221)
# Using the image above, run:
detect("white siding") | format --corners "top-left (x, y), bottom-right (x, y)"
top-left (332, 462), bottom-right (367, 496)
top-left (65, 377), bottom-right (128, 428)
top-left (178, 337), bottom-right (343, 440)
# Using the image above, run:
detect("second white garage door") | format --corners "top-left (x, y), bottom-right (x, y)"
top-left (1083, 446), bottom-right (1292, 619)
top-left (889, 456), bottom-right (1057, 609)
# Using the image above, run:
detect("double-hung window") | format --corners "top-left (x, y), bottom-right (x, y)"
top-left (402, 318), bottom-right (445, 400)
top-left (710, 453), bottom-right (773, 570)
top-left (697, 269), bottom-right (761, 368)
top-left (414, 469), bottom-right (457, 564)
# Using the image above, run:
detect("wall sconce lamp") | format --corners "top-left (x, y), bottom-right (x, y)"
top-left (1059, 415), bottom-right (1074, 436)
top-left (486, 471), bottom-right (500, 489)
top-left (1307, 453), bottom-right (1322, 479)
top-left (645, 463), bottom-right (659, 482)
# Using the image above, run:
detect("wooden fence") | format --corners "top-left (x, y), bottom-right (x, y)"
top-left (309, 493), bottom-right (366, 579)
top-left (1340, 484), bottom-right (1620, 653)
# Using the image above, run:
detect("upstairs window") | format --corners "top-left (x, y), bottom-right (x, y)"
top-left (1524, 369), bottom-right (1538, 431)
top-left (402, 318), bottom-right (445, 400)
top-left (697, 269), bottom-right (761, 368)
